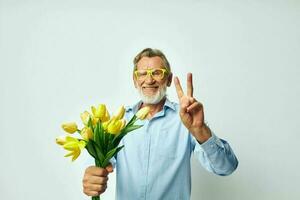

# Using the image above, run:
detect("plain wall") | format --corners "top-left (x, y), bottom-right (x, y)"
top-left (1, 0), bottom-right (299, 199)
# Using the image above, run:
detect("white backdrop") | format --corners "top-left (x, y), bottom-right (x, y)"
top-left (1, 0), bottom-right (299, 200)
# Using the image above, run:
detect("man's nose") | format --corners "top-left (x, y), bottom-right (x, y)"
top-left (144, 73), bottom-right (155, 83)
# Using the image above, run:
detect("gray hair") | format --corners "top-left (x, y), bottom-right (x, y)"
top-left (133, 48), bottom-right (171, 73)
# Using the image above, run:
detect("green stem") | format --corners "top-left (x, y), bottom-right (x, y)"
top-left (92, 159), bottom-right (102, 200)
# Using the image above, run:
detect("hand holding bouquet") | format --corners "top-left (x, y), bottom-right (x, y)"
top-left (56, 104), bottom-right (149, 200)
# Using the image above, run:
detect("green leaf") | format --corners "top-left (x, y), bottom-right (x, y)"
top-left (102, 145), bottom-right (124, 167)
top-left (110, 124), bottom-right (143, 147)
top-left (103, 131), bottom-right (114, 154)
top-left (103, 131), bottom-right (107, 153)
top-left (106, 134), bottom-right (118, 151)
top-left (98, 122), bottom-right (104, 144)
top-left (123, 124), bottom-right (143, 134)
top-left (125, 115), bottom-right (137, 128)
top-left (85, 141), bottom-right (97, 159)
top-left (90, 140), bottom-right (105, 163)
top-left (95, 159), bottom-right (101, 167)
top-left (112, 134), bottom-right (126, 147)
top-left (99, 121), bottom-right (104, 133)
top-left (93, 123), bottom-right (104, 153)
top-left (88, 117), bottom-right (93, 129)
top-left (94, 123), bottom-right (100, 144)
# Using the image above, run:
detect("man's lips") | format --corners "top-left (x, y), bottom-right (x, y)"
top-left (142, 86), bottom-right (158, 89)
top-left (142, 86), bottom-right (159, 89)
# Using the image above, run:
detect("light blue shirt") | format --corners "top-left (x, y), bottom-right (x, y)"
top-left (111, 98), bottom-right (238, 200)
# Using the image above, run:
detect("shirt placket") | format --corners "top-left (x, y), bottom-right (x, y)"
top-left (140, 120), bottom-right (151, 200)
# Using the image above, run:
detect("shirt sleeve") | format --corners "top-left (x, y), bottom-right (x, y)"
top-left (109, 156), bottom-right (117, 169)
top-left (191, 132), bottom-right (238, 176)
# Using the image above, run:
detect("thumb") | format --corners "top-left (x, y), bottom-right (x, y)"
top-left (105, 163), bottom-right (114, 173)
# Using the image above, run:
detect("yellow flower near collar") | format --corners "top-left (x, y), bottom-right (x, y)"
top-left (61, 122), bottom-right (78, 134)
top-left (136, 106), bottom-right (150, 120)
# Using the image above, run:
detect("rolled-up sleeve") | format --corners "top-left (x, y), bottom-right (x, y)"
top-left (191, 132), bottom-right (238, 176)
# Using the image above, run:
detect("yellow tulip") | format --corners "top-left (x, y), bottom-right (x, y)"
top-left (107, 120), bottom-right (119, 134)
top-left (61, 122), bottom-right (78, 134)
top-left (102, 106), bottom-right (125, 132)
top-left (81, 127), bottom-right (93, 141)
top-left (102, 119), bottom-right (111, 130)
top-left (80, 111), bottom-right (91, 126)
top-left (64, 148), bottom-right (81, 162)
top-left (92, 117), bottom-right (99, 126)
top-left (56, 136), bottom-right (66, 145)
top-left (103, 109), bottom-right (110, 122)
top-left (91, 104), bottom-right (108, 122)
top-left (56, 135), bottom-right (76, 146)
top-left (63, 140), bottom-right (86, 150)
top-left (120, 119), bottom-right (126, 129)
top-left (63, 136), bottom-right (86, 161)
top-left (114, 106), bottom-right (125, 120)
top-left (105, 118), bottom-right (126, 134)
top-left (136, 106), bottom-right (150, 120)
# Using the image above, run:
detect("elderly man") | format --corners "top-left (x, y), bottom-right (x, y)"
top-left (82, 48), bottom-right (238, 200)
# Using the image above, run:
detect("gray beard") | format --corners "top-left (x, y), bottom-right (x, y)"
top-left (137, 85), bottom-right (167, 105)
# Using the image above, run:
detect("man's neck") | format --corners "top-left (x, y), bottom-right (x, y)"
top-left (140, 97), bottom-right (166, 119)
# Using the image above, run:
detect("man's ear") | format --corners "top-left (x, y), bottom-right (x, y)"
top-left (167, 73), bottom-right (173, 87)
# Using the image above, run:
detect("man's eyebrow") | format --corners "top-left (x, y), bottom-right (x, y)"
top-left (136, 66), bottom-right (164, 70)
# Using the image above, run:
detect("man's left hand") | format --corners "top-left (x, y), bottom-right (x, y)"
top-left (174, 73), bottom-right (212, 143)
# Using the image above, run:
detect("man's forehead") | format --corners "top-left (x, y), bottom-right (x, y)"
top-left (137, 56), bottom-right (164, 69)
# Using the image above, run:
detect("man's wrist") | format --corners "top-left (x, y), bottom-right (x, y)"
top-left (194, 123), bottom-right (212, 144)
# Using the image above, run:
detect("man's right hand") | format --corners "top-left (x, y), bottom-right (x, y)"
top-left (82, 164), bottom-right (114, 197)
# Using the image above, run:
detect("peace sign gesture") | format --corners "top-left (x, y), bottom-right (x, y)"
top-left (174, 73), bottom-right (211, 143)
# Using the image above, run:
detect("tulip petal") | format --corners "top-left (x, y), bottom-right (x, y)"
top-left (80, 111), bottom-right (91, 126)
top-left (91, 106), bottom-right (97, 116)
top-left (64, 151), bottom-right (75, 157)
top-left (61, 122), bottom-right (78, 133)
top-left (78, 140), bottom-right (87, 149)
top-left (81, 127), bottom-right (93, 141)
top-left (136, 106), bottom-right (150, 120)
top-left (71, 149), bottom-right (81, 161)
top-left (115, 106), bottom-right (125, 120)
top-left (65, 136), bottom-right (78, 142)
top-left (103, 109), bottom-right (110, 122)
top-left (56, 136), bottom-right (66, 145)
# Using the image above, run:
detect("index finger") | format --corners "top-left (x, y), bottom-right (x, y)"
top-left (105, 164), bottom-right (114, 173)
top-left (187, 73), bottom-right (193, 97)
top-left (174, 76), bottom-right (184, 99)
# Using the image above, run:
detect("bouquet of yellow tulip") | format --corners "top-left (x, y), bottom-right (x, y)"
top-left (56, 104), bottom-right (150, 200)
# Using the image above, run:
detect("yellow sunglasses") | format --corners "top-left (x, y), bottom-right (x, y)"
top-left (134, 68), bottom-right (169, 81)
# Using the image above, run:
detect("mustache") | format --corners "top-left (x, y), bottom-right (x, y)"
top-left (142, 85), bottom-right (159, 88)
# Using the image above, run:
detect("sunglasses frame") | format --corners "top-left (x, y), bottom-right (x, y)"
top-left (134, 67), bottom-right (169, 81)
